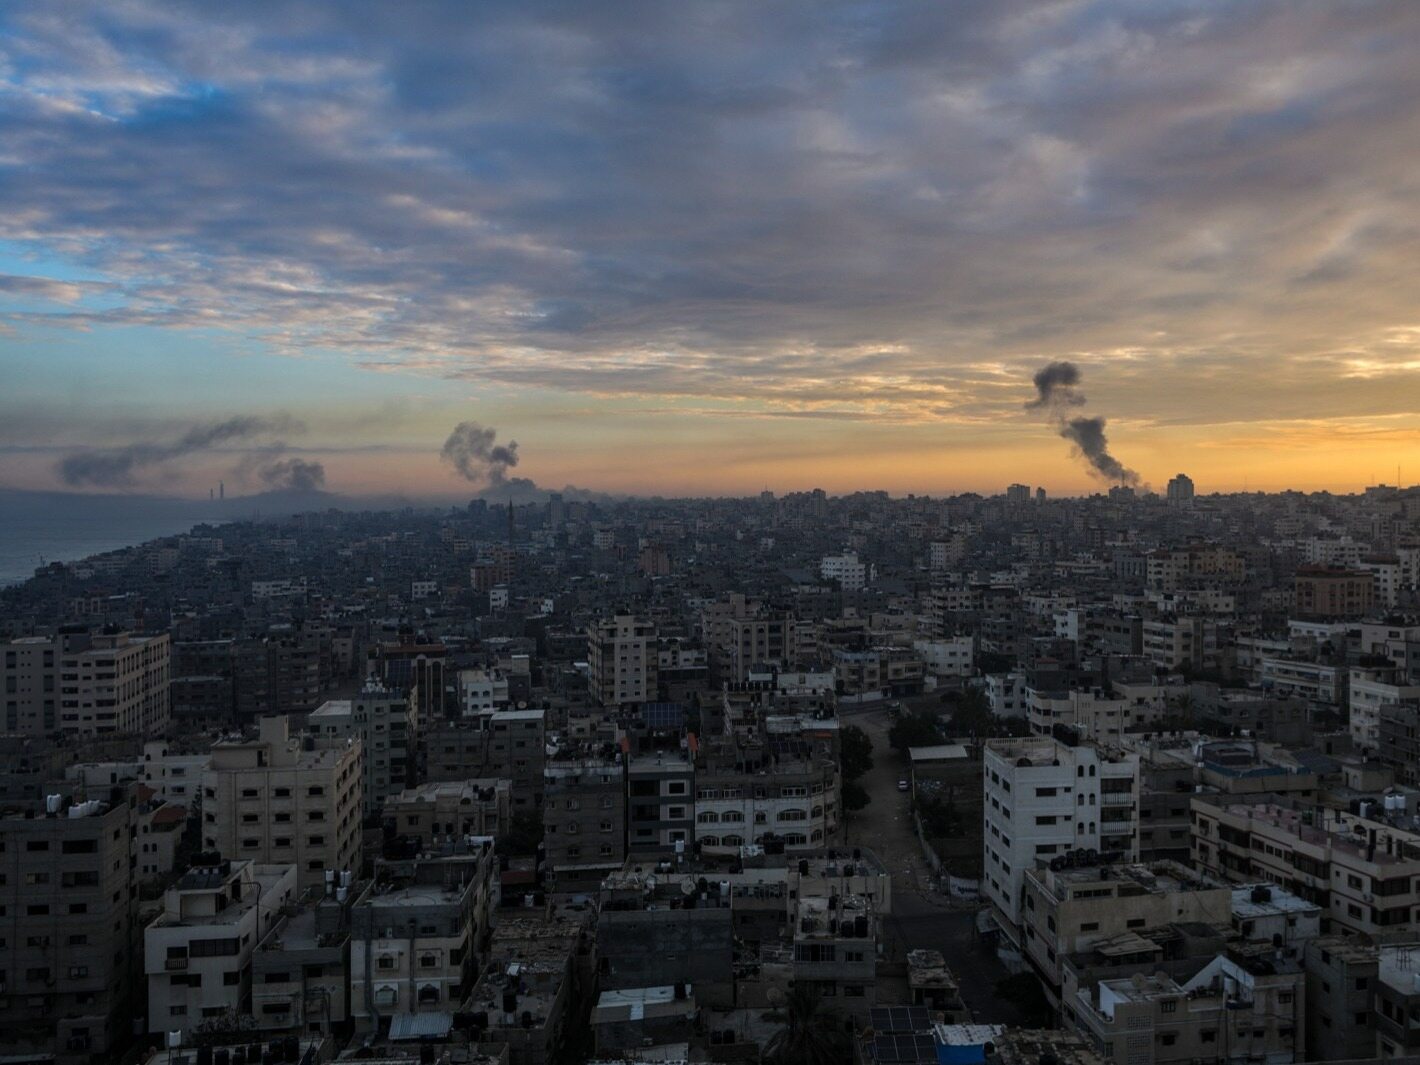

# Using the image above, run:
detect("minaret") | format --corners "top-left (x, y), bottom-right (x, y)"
top-left (507, 499), bottom-right (515, 545)
top-left (219, 481), bottom-right (225, 501)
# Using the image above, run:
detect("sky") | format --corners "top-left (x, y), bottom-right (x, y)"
top-left (2, 0), bottom-right (1420, 500)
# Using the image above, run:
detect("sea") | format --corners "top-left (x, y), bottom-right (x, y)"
top-left (0, 492), bottom-right (225, 586)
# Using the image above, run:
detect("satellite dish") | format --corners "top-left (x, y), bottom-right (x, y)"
top-left (681, 879), bottom-right (696, 896)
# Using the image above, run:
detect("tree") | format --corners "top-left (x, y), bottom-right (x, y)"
top-left (840, 724), bottom-right (874, 781)
top-left (842, 779), bottom-right (870, 813)
top-left (763, 982), bottom-right (852, 1065)
top-left (888, 709), bottom-right (943, 752)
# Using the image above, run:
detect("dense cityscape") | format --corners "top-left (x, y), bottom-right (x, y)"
top-left (1, 480), bottom-right (1419, 1065)
top-left (6, 2), bottom-right (1420, 1064)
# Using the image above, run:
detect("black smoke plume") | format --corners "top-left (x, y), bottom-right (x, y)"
top-left (441, 422), bottom-right (520, 489)
top-left (256, 457), bottom-right (326, 492)
top-left (1026, 361), bottom-right (1087, 410)
top-left (1025, 362), bottom-right (1139, 485)
top-left (58, 416), bottom-right (302, 487)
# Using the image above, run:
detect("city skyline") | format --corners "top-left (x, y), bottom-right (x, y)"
top-left (4, 2), bottom-right (1420, 500)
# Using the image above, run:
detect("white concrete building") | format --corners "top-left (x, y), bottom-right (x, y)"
top-left (820, 551), bottom-right (874, 591)
top-left (985, 671), bottom-right (1029, 717)
top-left (1348, 671), bottom-right (1420, 752)
top-left (457, 668), bottom-right (510, 716)
top-left (983, 737), bottom-right (1139, 950)
top-left (1261, 657), bottom-right (1344, 705)
top-left (144, 859), bottom-right (297, 1039)
top-left (913, 637), bottom-right (975, 679)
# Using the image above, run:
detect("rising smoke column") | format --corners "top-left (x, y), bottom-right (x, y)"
top-left (58, 415), bottom-right (303, 487)
top-left (255, 456), bottom-right (326, 492)
top-left (440, 422), bottom-right (521, 489)
top-left (1025, 361), bottom-right (1140, 486)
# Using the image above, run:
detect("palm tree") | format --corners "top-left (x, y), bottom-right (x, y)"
top-left (763, 982), bottom-right (851, 1065)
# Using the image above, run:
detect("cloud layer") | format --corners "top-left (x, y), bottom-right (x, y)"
top-left (2, 1), bottom-right (1420, 437)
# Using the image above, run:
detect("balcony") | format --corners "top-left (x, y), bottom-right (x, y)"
top-left (1100, 821), bottom-right (1134, 836)
top-left (165, 957), bottom-right (188, 971)
top-left (1100, 792), bottom-right (1134, 806)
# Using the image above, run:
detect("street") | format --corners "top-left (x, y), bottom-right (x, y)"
top-left (842, 703), bottom-right (1028, 1026)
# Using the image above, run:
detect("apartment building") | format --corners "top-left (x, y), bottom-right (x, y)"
top-left (820, 551), bottom-right (873, 591)
top-left (201, 716), bottom-right (362, 892)
top-left (457, 668), bottom-right (510, 715)
top-left (1303, 936), bottom-right (1379, 1062)
top-left (724, 614), bottom-right (800, 682)
top-left (1020, 862), bottom-right (1230, 998)
top-left (424, 708), bottom-right (546, 810)
top-left (1, 633), bottom-right (59, 733)
top-left (0, 794), bottom-right (139, 1065)
top-left (695, 745), bottom-right (840, 853)
top-left (466, 916), bottom-right (584, 1065)
top-left (1069, 953), bottom-right (1303, 1065)
top-left (367, 639), bottom-right (447, 722)
top-left (1295, 565), bottom-right (1376, 618)
top-left (1374, 943), bottom-right (1420, 1059)
top-left (1260, 656), bottom-right (1344, 706)
top-left (983, 737), bottom-right (1139, 950)
top-left (383, 779), bottom-right (511, 843)
top-left (1140, 617), bottom-right (1219, 673)
top-left (627, 750), bottom-right (695, 856)
top-left (832, 647), bottom-right (926, 700)
top-left (791, 891), bottom-right (878, 1019)
top-left (348, 840), bottom-right (499, 1032)
top-left (913, 636), bottom-right (975, 679)
top-left (144, 858), bottom-right (298, 1040)
top-left (1378, 704), bottom-right (1420, 787)
top-left (1190, 795), bottom-right (1420, 936)
top-left (588, 615), bottom-right (659, 707)
top-left (543, 756), bottom-right (626, 893)
top-left (251, 882), bottom-right (358, 1038)
top-left (2, 630), bottom-right (170, 737)
top-left (309, 680), bottom-right (417, 817)
top-left (1145, 545), bottom-right (1243, 592)
top-left (1349, 670), bottom-right (1420, 752)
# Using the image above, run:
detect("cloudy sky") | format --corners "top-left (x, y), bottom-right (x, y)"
top-left (2, 0), bottom-right (1419, 499)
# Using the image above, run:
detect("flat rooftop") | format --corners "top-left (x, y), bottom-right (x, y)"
top-left (1231, 884), bottom-right (1318, 919)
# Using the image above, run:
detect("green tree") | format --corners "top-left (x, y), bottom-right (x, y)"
top-left (764, 983), bottom-right (852, 1065)
top-left (842, 779), bottom-right (870, 813)
top-left (888, 709), bottom-right (942, 752)
top-left (840, 724), bottom-right (874, 781)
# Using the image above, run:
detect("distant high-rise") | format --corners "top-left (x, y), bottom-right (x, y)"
top-left (219, 480), bottom-right (224, 500)
top-left (1166, 473), bottom-right (1195, 506)
top-left (1006, 483), bottom-right (1031, 503)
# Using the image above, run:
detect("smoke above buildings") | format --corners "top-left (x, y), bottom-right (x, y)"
top-left (1026, 361), bottom-right (1140, 486)
top-left (440, 421), bottom-right (525, 491)
top-left (254, 456), bottom-right (326, 492)
top-left (439, 420), bottom-right (616, 503)
top-left (57, 415), bottom-right (304, 488)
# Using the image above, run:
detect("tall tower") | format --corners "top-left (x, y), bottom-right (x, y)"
top-left (507, 499), bottom-right (515, 545)
top-left (219, 481), bottom-right (225, 501)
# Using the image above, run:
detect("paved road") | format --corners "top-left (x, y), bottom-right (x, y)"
top-left (843, 705), bottom-right (1028, 1026)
